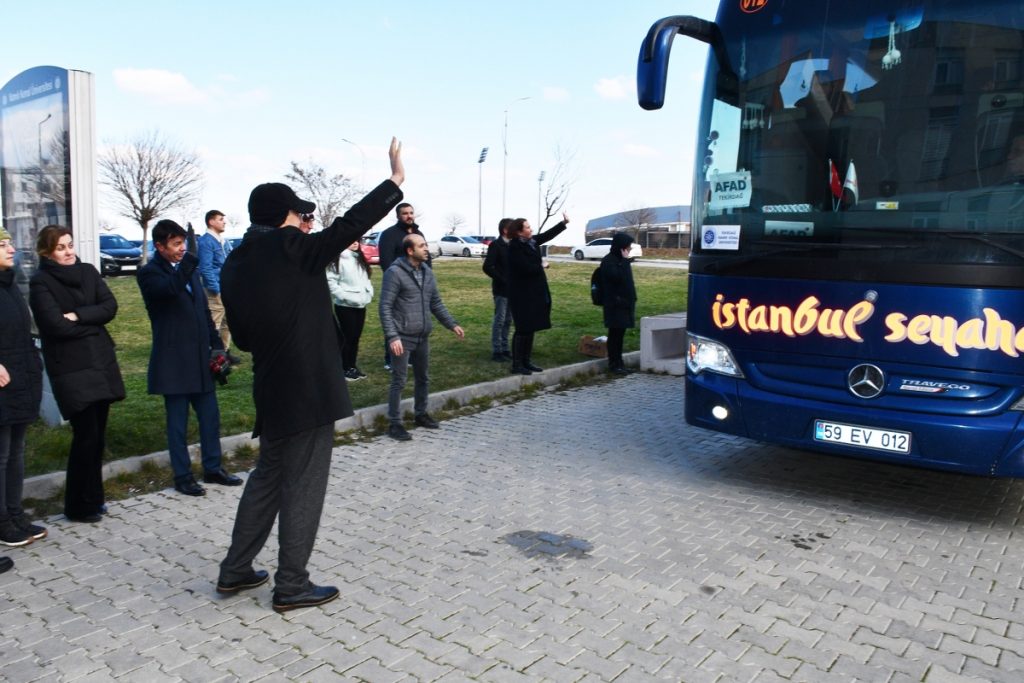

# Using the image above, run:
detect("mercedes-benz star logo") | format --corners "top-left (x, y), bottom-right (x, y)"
top-left (848, 364), bottom-right (885, 399)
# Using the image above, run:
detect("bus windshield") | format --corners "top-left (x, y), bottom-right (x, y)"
top-left (694, 0), bottom-right (1024, 285)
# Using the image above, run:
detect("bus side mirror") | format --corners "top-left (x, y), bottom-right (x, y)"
top-left (637, 15), bottom-right (738, 110)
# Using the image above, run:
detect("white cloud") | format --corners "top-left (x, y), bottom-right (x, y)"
top-left (623, 143), bottom-right (659, 158)
top-left (112, 68), bottom-right (269, 108)
top-left (594, 76), bottom-right (634, 100)
top-left (113, 68), bottom-right (208, 105)
top-left (543, 86), bottom-right (570, 102)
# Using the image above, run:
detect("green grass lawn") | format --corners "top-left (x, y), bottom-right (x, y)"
top-left (24, 257), bottom-right (687, 475)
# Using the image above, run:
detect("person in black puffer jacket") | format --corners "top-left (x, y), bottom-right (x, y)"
top-left (598, 232), bottom-right (638, 375)
top-left (30, 225), bottom-right (126, 524)
top-left (0, 225), bottom-right (43, 552)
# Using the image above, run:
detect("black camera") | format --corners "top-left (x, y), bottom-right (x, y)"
top-left (210, 351), bottom-right (232, 386)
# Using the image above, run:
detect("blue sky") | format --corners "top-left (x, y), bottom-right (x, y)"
top-left (2, 1), bottom-right (716, 245)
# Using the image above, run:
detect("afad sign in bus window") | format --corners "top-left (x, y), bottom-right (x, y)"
top-left (710, 292), bottom-right (1024, 359)
top-left (740, 0), bottom-right (768, 14)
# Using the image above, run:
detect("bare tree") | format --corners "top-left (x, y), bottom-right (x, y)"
top-left (444, 213), bottom-right (467, 235)
top-left (285, 160), bottom-right (357, 229)
top-left (537, 144), bottom-right (579, 230)
top-left (99, 130), bottom-right (203, 262)
top-left (615, 206), bottom-right (657, 239)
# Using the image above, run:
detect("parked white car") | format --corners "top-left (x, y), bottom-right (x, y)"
top-left (571, 237), bottom-right (642, 260)
top-left (436, 235), bottom-right (487, 257)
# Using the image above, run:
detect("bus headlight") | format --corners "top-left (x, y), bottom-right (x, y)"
top-left (687, 333), bottom-right (743, 377)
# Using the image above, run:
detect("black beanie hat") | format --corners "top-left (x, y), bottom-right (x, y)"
top-left (248, 183), bottom-right (316, 226)
top-left (611, 232), bottom-right (635, 251)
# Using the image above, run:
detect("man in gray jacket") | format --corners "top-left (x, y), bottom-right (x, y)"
top-left (379, 234), bottom-right (464, 441)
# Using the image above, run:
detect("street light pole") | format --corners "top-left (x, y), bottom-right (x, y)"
top-left (536, 171), bottom-right (546, 227)
top-left (502, 96), bottom-right (530, 218)
top-left (477, 147), bottom-right (489, 232)
top-left (341, 138), bottom-right (366, 189)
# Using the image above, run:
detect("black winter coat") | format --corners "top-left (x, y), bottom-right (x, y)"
top-left (137, 251), bottom-right (223, 396)
top-left (222, 180), bottom-right (403, 440)
top-left (0, 268), bottom-right (42, 426)
top-left (482, 238), bottom-right (510, 297)
top-left (507, 222), bottom-right (567, 333)
top-left (378, 221), bottom-right (431, 273)
top-left (29, 258), bottom-right (125, 419)
top-left (599, 250), bottom-right (637, 329)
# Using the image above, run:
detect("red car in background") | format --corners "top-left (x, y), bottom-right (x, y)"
top-left (360, 234), bottom-right (380, 265)
top-left (472, 235), bottom-right (497, 246)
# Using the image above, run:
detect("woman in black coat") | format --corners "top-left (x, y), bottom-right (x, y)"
top-left (506, 213), bottom-right (569, 375)
top-left (29, 225), bottom-right (125, 523)
top-left (0, 225), bottom-right (44, 551)
top-left (599, 232), bottom-right (638, 375)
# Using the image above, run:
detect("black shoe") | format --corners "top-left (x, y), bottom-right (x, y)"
top-left (344, 368), bottom-right (363, 382)
top-left (387, 424), bottom-right (412, 441)
top-left (226, 353), bottom-right (243, 365)
top-left (353, 367), bottom-right (367, 379)
top-left (216, 569), bottom-right (270, 595)
top-left (0, 522), bottom-right (33, 547)
top-left (12, 515), bottom-right (47, 540)
top-left (524, 361), bottom-right (544, 372)
top-left (0, 556), bottom-right (12, 574)
top-left (609, 366), bottom-right (630, 376)
top-left (414, 414), bottom-right (440, 429)
top-left (203, 468), bottom-right (243, 486)
top-left (510, 365), bottom-right (532, 375)
top-left (175, 476), bottom-right (206, 496)
top-left (272, 584), bottom-right (340, 613)
top-left (65, 513), bottom-right (102, 524)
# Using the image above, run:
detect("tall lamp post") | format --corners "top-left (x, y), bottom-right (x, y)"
top-left (502, 96), bottom-right (530, 218)
top-left (477, 147), bottom-right (489, 231)
top-left (341, 138), bottom-right (366, 189)
top-left (536, 171), bottom-right (546, 227)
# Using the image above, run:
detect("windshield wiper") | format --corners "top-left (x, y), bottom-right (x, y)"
top-left (942, 232), bottom-right (1024, 262)
top-left (701, 240), bottom-right (910, 274)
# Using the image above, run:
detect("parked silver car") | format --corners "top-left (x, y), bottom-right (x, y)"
top-left (571, 237), bottom-right (642, 260)
top-left (436, 235), bottom-right (487, 257)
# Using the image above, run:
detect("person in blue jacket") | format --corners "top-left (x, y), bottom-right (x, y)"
top-left (197, 209), bottom-right (240, 365)
top-left (137, 219), bottom-right (242, 497)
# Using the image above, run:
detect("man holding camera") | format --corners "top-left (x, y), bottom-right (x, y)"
top-left (137, 219), bottom-right (242, 497)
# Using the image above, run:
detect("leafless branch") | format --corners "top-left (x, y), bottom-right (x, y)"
top-left (285, 160), bottom-right (357, 229)
top-left (98, 130), bottom-right (204, 261)
top-left (538, 144), bottom-right (579, 230)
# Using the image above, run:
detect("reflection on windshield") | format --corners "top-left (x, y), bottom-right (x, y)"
top-left (696, 0), bottom-right (1024, 266)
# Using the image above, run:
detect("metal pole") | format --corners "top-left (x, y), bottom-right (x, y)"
top-left (477, 147), bottom-right (489, 232)
top-left (536, 171), bottom-right (545, 227)
top-left (501, 97), bottom-right (530, 218)
top-left (341, 138), bottom-right (366, 189)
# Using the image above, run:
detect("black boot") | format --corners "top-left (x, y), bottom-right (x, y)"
top-left (510, 334), bottom-right (531, 375)
top-left (523, 334), bottom-right (543, 373)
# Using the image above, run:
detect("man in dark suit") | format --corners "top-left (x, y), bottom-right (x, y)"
top-left (216, 138), bottom-right (404, 613)
top-left (137, 220), bottom-right (242, 496)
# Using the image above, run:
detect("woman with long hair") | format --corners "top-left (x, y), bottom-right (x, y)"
top-left (505, 213), bottom-right (569, 374)
top-left (0, 225), bottom-right (44, 552)
top-left (327, 240), bottom-right (374, 381)
top-left (29, 225), bottom-right (125, 523)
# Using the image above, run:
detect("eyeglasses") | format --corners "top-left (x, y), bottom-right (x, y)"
top-left (300, 213), bottom-right (314, 222)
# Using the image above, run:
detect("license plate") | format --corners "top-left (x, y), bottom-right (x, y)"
top-left (813, 420), bottom-right (911, 454)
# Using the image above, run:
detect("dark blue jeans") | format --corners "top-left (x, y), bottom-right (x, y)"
top-left (163, 391), bottom-right (222, 481)
top-left (491, 295), bottom-right (512, 354)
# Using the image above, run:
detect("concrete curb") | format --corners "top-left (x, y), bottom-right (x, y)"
top-left (23, 351), bottom-right (640, 501)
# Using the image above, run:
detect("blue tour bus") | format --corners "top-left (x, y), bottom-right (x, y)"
top-left (638, 1), bottom-right (1024, 476)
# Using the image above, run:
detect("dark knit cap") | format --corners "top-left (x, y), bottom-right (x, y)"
top-left (248, 183), bottom-right (316, 226)
top-left (611, 232), bottom-right (635, 251)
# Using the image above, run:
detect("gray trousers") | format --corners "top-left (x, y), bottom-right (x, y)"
top-left (388, 337), bottom-right (430, 424)
top-left (219, 423), bottom-right (334, 596)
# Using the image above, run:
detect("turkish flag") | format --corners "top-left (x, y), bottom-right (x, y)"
top-left (829, 159), bottom-right (843, 199)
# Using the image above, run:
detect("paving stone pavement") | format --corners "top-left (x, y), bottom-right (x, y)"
top-left (3, 373), bottom-right (1024, 682)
